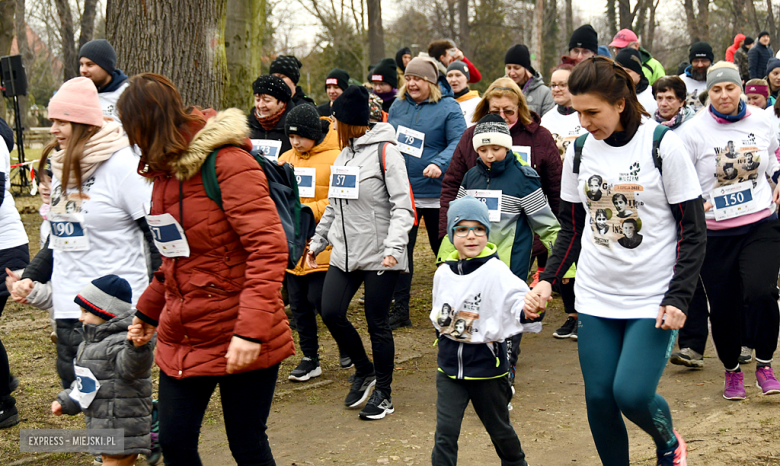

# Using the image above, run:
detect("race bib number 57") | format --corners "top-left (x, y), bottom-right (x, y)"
top-left (328, 166), bottom-right (360, 199)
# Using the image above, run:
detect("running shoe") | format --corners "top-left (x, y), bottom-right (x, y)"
top-left (755, 366), bottom-right (780, 395)
top-left (657, 429), bottom-right (687, 466)
top-left (9, 374), bottom-right (19, 392)
top-left (339, 353), bottom-right (354, 369)
top-left (529, 271), bottom-right (540, 288)
top-left (146, 399), bottom-right (162, 465)
top-left (288, 357), bottom-right (322, 382)
top-left (738, 346), bottom-right (753, 364)
top-left (359, 389), bottom-right (394, 420)
top-left (389, 305), bottom-right (412, 330)
top-left (0, 402), bottom-right (18, 429)
top-left (723, 370), bottom-right (746, 400)
top-left (344, 373), bottom-right (376, 408)
top-left (553, 316), bottom-right (577, 339)
top-left (669, 348), bottom-right (704, 368)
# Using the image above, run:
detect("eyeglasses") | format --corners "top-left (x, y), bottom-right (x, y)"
top-left (550, 82), bottom-right (568, 89)
top-left (489, 108), bottom-right (516, 117)
top-left (453, 225), bottom-right (488, 237)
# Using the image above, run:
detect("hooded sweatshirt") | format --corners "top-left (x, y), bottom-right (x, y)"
top-left (726, 34), bottom-right (746, 62)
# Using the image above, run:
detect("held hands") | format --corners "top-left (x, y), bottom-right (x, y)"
top-left (305, 251), bottom-right (318, 269)
top-left (773, 183), bottom-right (780, 205)
top-left (656, 305), bottom-right (687, 330)
top-left (225, 336), bottom-right (261, 374)
top-left (703, 201), bottom-right (713, 212)
top-left (525, 281), bottom-right (553, 316)
top-left (126, 316), bottom-right (156, 347)
top-left (6, 269), bottom-right (33, 304)
top-left (422, 164), bottom-right (442, 178)
top-left (382, 255), bottom-right (398, 268)
top-left (51, 401), bottom-right (62, 416)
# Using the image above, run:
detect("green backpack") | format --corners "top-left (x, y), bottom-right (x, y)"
top-left (201, 148), bottom-right (316, 269)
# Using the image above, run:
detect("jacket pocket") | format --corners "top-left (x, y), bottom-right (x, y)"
top-left (190, 268), bottom-right (242, 296)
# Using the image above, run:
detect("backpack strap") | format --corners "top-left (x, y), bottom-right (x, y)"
top-left (377, 142), bottom-right (390, 182)
top-left (572, 133), bottom-right (589, 174)
top-left (202, 149), bottom-right (223, 210)
top-left (652, 124), bottom-right (669, 175)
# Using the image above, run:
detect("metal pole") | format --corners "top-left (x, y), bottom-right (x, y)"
top-left (13, 95), bottom-right (27, 188)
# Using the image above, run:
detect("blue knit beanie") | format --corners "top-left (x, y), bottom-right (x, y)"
top-left (74, 274), bottom-right (132, 321)
top-left (766, 57), bottom-right (780, 77)
top-left (447, 196), bottom-right (492, 243)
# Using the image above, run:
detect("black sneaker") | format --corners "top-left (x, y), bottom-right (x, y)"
top-left (0, 402), bottom-right (19, 429)
top-left (9, 375), bottom-right (19, 392)
top-left (358, 295), bottom-right (365, 305)
top-left (553, 316), bottom-right (577, 339)
top-left (389, 308), bottom-right (412, 330)
top-left (738, 346), bottom-right (753, 364)
top-left (344, 373), bottom-right (376, 407)
top-left (145, 399), bottom-right (162, 465)
top-left (359, 389), bottom-right (394, 420)
top-left (288, 357), bottom-right (322, 382)
top-left (570, 320), bottom-right (578, 341)
top-left (339, 353), bottom-right (354, 369)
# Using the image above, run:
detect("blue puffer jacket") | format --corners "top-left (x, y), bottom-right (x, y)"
top-left (387, 76), bottom-right (467, 198)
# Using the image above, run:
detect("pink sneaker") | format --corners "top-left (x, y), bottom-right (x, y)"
top-left (657, 430), bottom-right (687, 466)
top-left (723, 371), bottom-right (746, 400)
top-left (756, 366), bottom-right (780, 395)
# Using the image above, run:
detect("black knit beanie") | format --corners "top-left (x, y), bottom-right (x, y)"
top-left (758, 31), bottom-right (770, 40)
top-left (615, 48), bottom-right (644, 77)
top-left (78, 39), bottom-right (117, 75)
top-left (568, 25), bottom-right (598, 54)
top-left (332, 85), bottom-right (370, 126)
top-left (744, 36), bottom-right (755, 46)
top-left (252, 75), bottom-right (292, 103)
top-left (446, 60), bottom-right (470, 81)
top-left (285, 104), bottom-right (324, 142)
top-left (270, 55), bottom-right (303, 84)
top-left (369, 58), bottom-right (398, 88)
top-left (504, 44), bottom-right (535, 74)
top-left (689, 42), bottom-right (714, 63)
top-left (325, 68), bottom-right (350, 91)
top-left (396, 47), bottom-right (412, 71)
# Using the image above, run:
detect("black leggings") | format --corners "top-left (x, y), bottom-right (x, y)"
top-left (320, 267), bottom-right (399, 394)
top-left (393, 208), bottom-right (441, 310)
top-left (158, 365), bottom-right (279, 466)
top-left (0, 243), bottom-right (29, 403)
top-left (285, 272), bottom-right (327, 359)
top-left (700, 219), bottom-right (780, 369)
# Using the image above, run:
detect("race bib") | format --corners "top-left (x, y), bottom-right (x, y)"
top-left (69, 364), bottom-right (101, 410)
top-left (466, 190), bottom-right (502, 222)
top-left (250, 139), bottom-right (283, 162)
top-left (48, 213), bottom-right (90, 251)
top-left (328, 166), bottom-right (360, 199)
top-left (396, 125), bottom-right (425, 158)
top-left (146, 213), bottom-right (190, 258)
top-left (294, 167), bottom-right (316, 198)
top-left (512, 146), bottom-right (532, 165)
top-left (711, 181), bottom-right (759, 221)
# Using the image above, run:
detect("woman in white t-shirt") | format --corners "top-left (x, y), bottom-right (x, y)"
top-left (528, 57), bottom-right (706, 465)
top-left (541, 64), bottom-right (586, 160)
top-left (678, 61), bottom-right (780, 400)
top-left (8, 77), bottom-right (155, 390)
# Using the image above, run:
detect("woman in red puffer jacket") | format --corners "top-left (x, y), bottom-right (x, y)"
top-left (118, 73), bottom-right (293, 466)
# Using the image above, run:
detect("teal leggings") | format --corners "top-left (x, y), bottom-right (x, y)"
top-left (578, 314), bottom-right (678, 466)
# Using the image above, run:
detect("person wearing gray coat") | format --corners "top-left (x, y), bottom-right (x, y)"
top-left (308, 86), bottom-right (415, 422)
top-left (52, 275), bottom-right (154, 461)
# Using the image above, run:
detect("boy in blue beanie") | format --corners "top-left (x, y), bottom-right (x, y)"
top-left (430, 196), bottom-right (542, 466)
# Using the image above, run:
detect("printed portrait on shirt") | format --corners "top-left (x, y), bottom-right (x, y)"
top-left (617, 218), bottom-right (643, 249)
top-left (586, 172), bottom-right (644, 250)
top-left (714, 142), bottom-right (762, 188)
top-left (586, 175), bottom-right (604, 201)
top-left (437, 303), bottom-right (454, 328)
top-left (50, 176), bottom-right (95, 215)
top-left (440, 294), bottom-right (481, 342)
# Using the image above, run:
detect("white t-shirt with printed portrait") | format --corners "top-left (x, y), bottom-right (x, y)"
top-left (560, 121), bottom-right (702, 319)
top-left (0, 141), bottom-right (28, 250)
top-left (50, 146), bottom-right (151, 319)
top-left (541, 109), bottom-right (586, 159)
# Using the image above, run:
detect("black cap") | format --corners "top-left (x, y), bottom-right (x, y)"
top-left (758, 31), bottom-right (770, 40)
top-left (569, 25), bottom-right (598, 54)
top-left (688, 41), bottom-right (714, 63)
top-left (504, 44), bottom-right (535, 74)
top-left (285, 104), bottom-right (327, 143)
top-left (395, 47), bottom-right (412, 71)
top-left (615, 48), bottom-right (644, 77)
top-left (744, 36), bottom-right (755, 46)
top-left (325, 68), bottom-right (350, 91)
top-left (332, 85), bottom-right (370, 126)
top-left (78, 39), bottom-right (117, 75)
top-left (369, 58), bottom-right (398, 89)
top-left (252, 75), bottom-right (292, 103)
top-left (270, 55), bottom-right (303, 84)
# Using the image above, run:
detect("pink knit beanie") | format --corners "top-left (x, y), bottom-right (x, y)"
top-left (48, 77), bottom-right (104, 127)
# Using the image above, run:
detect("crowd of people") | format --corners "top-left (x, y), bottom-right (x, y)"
top-left (0, 24), bottom-right (779, 466)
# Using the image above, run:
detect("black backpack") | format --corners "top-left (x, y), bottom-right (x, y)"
top-left (573, 125), bottom-right (669, 174)
top-left (201, 148), bottom-right (316, 269)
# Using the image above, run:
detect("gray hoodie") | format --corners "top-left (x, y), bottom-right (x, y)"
top-left (56, 311), bottom-right (155, 455)
top-left (309, 123), bottom-right (415, 272)
top-left (523, 73), bottom-right (555, 117)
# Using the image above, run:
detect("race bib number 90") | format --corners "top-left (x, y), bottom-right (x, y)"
top-left (48, 213), bottom-right (90, 251)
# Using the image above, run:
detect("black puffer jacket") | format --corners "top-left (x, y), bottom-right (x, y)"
top-left (749, 42), bottom-right (775, 79)
top-left (247, 105), bottom-right (293, 155)
top-left (292, 86), bottom-right (316, 107)
top-left (0, 117), bottom-right (13, 152)
top-left (56, 311), bottom-right (155, 455)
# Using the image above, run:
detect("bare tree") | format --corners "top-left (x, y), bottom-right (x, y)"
top-left (53, 0), bottom-right (77, 79)
top-left (682, 0), bottom-right (710, 43)
top-left (78, 0), bottom-right (99, 50)
top-left (565, 0), bottom-right (573, 39)
top-left (106, 0), bottom-right (229, 109)
top-left (458, 0), bottom-right (470, 56)
top-left (367, 0), bottom-right (384, 63)
top-left (224, 0), bottom-right (266, 110)
top-left (606, 0), bottom-right (618, 38)
top-left (766, 0), bottom-right (777, 46)
top-left (644, 0), bottom-right (661, 52)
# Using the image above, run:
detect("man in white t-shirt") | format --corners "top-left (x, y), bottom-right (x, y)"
top-left (79, 39), bottom-right (129, 125)
top-left (679, 42), bottom-right (713, 111)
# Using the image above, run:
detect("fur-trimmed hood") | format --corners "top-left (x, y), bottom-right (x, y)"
top-left (171, 108), bottom-right (251, 181)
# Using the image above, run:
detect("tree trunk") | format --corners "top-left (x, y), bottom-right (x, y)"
top-left (542, 0), bottom-right (559, 78)
top-left (14, 0), bottom-right (31, 129)
top-left (766, 0), bottom-right (777, 47)
top-left (683, 0), bottom-right (700, 43)
top-left (78, 0), bottom-right (99, 50)
top-left (0, 0), bottom-right (15, 117)
top-left (106, 0), bottom-right (228, 109)
top-left (458, 0), bottom-right (470, 57)
top-left (366, 0), bottom-right (384, 63)
top-left (618, 0), bottom-right (632, 30)
top-left (54, 0), bottom-right (78, 80)
top-left (645, 0), bottom-right (660, 52)
top-left (606, 0), bottom-right (617, 38)
top-left (565, 0), bottom-right (573, 39)
top-left (533, 0), bottom-right (543, 72)
top-left (745, 0), bottom-right (760, 35)
top-left (732, 0), bottom-right (746, 39)
top-left (696, 0), bottom-right (709, 44)
top-left (224, 0), bottom-right (265, 110)
top-left (634, 0), bottom-right (648, 39)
